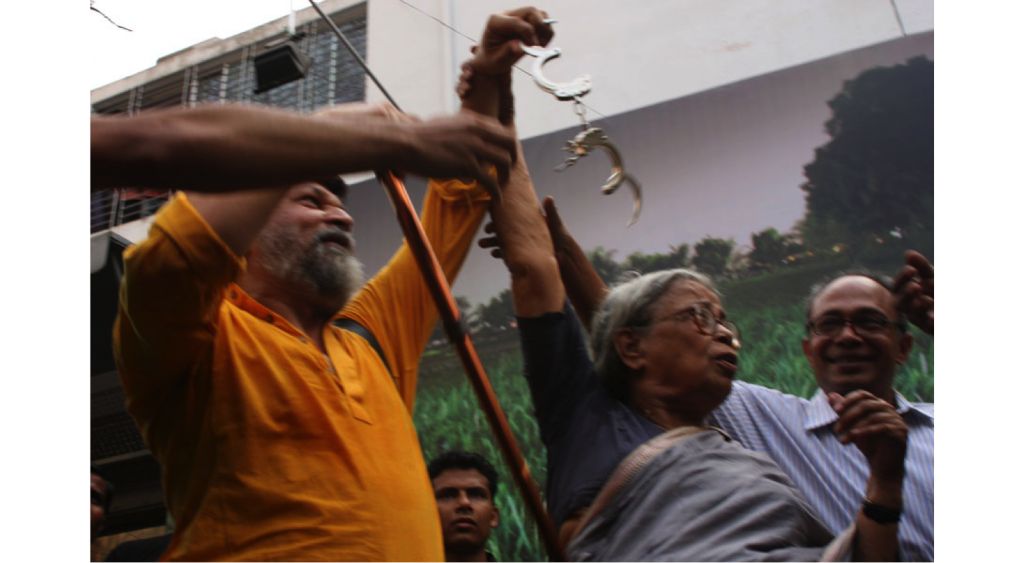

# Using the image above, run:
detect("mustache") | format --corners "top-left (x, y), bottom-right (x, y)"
top-left (314, 228), bottom-right (355, 250)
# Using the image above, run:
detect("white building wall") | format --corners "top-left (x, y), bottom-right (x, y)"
top-left (92, 1), bottom-right (933, 141)
top-left (366, 0), bottom-right (933, 139)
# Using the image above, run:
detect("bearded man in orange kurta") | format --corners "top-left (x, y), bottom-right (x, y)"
top-left (111, 100), bottom-right (524, 562)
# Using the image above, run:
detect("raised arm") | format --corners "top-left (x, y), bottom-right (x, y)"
top-left (829, 390), bottom-right (907, 561)
top-left (91, 101), bottom-right (514, 199)
top-left (458, 7), bottom-right (562, 317)
top-left (541, 197), bottom-right (610, 329)
top-left (178, 103), bottom-right (516, 257)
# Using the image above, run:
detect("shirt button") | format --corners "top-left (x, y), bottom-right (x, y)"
top-left (265, 314), bottom-right (274, 323)
top-left (299, 337), bottom-right (307, 343)
top-left (230, 290), bottom-right (237, 299)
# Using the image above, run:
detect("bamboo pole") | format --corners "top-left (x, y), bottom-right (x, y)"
top-left (377, 172), bottom-right (564, 561)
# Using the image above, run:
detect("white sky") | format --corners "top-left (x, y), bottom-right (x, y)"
top-left (88, 0), bottom-right (303, 90)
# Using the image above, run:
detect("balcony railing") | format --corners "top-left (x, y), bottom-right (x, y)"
top-left (91, 189), bottom-right (173, 234)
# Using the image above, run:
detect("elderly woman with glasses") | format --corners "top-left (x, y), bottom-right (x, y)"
top-left (483, 183), bottom-right (907, 561)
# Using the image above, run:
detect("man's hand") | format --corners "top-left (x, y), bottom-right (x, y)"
top-left (893, 250), bottom-right (934, 335)
top-left (399, 112), bottom-right (517, 199)
top-left (317, 102), bottom-right (516, 197)
top-left (459, 7), bottom-right (552, 125)
top-left (829, 390), bottom-right (908, 483)
top-left (472, 7), bottom-right (554, 76)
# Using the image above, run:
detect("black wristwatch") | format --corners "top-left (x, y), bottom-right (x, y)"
top-left (862, 498), bottom-right (902, 524)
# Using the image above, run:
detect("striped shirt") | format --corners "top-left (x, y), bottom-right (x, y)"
top-left (707, 381), bottom-right (934, 561)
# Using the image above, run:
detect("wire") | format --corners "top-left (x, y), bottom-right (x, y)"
top-left (397, 0), bottom-right (477, 44)
top-left (888, 0), bottom-right (908, 37)
top-left (308, 1), bottom-right (403, 110)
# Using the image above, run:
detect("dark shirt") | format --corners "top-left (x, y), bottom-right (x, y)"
top-left (517, 303), bottom-right (662, 527)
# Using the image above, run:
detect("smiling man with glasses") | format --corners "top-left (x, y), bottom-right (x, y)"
top-left (800, 274), bottom-right (913, 403)
top-left (707, 263), bottom-right (934, 561)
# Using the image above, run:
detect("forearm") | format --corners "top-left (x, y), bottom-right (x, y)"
top-left (554, 229), bottom-right (608, 332)
top-left (91, 104), bottom-right (408, 192)
top-left (496, 150), bottom-right (563, 317)
top-left (462, 70), bottom-right (563, 316)
top-left (853, 476), bottom-right (903, 561)
top-left (459, 69), bottom-right (502, 122)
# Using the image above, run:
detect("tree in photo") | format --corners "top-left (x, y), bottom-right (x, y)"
top-left (587, 246), bottom-right (625, 285)
top-left (625, 243), bottom-right (691, 274)
top-left (472, 289), bottom-right (516, 334)
top-left (693, 236), bottom-right (735, 278)
top-left (748, 227), bottom-right (804, 271)
top-left (800, 56), bottom-right (933, 257)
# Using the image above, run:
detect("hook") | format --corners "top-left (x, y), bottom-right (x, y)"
top-left (518, 42), bottom-right (592, 101)
top-left (559, 128), bottom-right (643, 227)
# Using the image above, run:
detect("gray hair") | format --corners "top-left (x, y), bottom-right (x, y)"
top-left (590, 268), bottom-right (717, 402)
top-left (804, 268), bottom-right (908, 332)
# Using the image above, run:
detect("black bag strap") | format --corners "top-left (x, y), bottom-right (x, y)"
top-left (332, 318), bottom-right (393, 377)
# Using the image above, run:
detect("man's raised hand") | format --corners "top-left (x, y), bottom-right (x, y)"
top-left (472, 7), bottom-right (555, 76)
top-left (893, 250), bottom-right (934, 335)
top-left (399, 112), bottom-right (517, 199)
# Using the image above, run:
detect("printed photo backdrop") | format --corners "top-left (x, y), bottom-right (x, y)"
top-left (343, 32), bottom-right (934, 562)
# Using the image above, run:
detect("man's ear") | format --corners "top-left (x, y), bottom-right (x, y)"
top-left (896, 331), bottom-right (913, 365)
top-left (802, 338), bottom-right (817, 371)
top-left (490, 504), bottom-right (499, 529)
top-left (614, 328), bottom-right (645, 371)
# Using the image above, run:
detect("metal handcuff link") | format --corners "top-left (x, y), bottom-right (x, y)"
top-left (519, 39), bottom-right (643, 226)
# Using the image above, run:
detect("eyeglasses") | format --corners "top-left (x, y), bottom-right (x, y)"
top-left (807, 314), bottom-right (902, 338)
top-left (655, 303), bottom-right (741, 348)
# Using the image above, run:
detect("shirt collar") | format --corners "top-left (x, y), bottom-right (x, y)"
top-left (225, 283), bottom-right (306, 338)
top-left (804, 388), bottom-right (934, 432)
top-left (895, 392), bottom-right (935, 426)
top-left (804, 389), bottom-right (839, 431)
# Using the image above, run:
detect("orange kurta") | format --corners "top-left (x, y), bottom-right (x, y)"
top-left (114, 179), bottom-right (490, 561)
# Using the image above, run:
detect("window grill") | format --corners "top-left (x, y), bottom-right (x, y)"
top-left (91, 6), bottom-right (368, 234)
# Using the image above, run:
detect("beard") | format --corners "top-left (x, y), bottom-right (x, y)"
top-left (256, 222), bottom-right (366, 313)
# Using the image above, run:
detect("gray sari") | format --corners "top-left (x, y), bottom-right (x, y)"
top-left (568, 427), bottom-right (854, 562)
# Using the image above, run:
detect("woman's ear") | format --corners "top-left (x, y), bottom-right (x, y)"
top-left (614, 328), bottom-right (645, 371)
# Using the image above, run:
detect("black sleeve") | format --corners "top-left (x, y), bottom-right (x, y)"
top-left (517, 300), bottom-right (597, 446)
